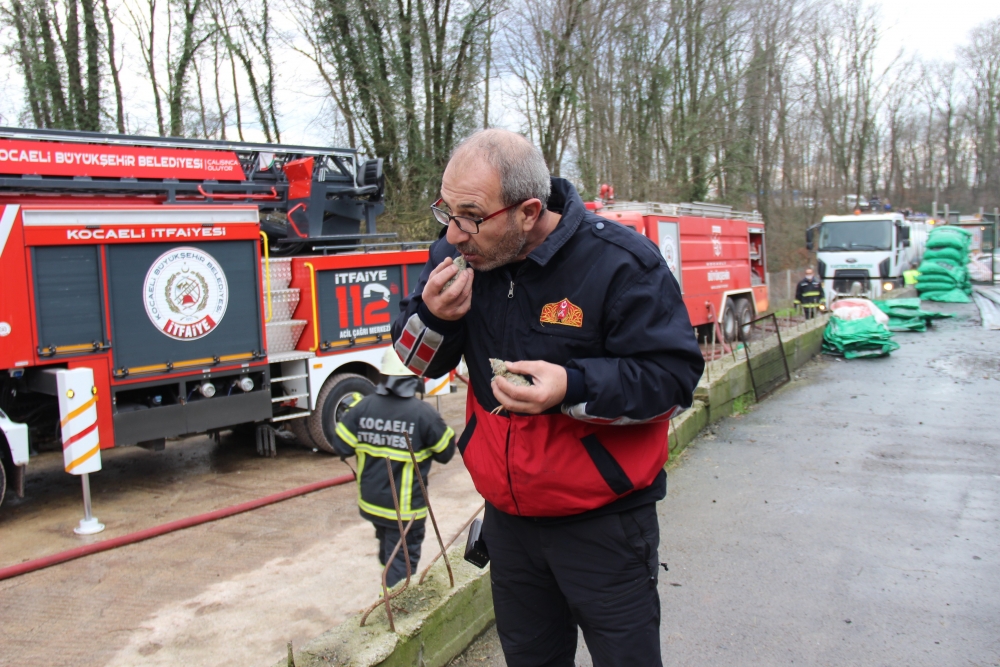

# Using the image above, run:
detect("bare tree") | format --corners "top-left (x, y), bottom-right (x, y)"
top-left (102, 0), bottom-right (126, 132)
top-left (960, 17), bottom-right (1000, 203)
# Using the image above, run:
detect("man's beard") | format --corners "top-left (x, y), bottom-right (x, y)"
top-left (457, 215), bottom-right (527, 271)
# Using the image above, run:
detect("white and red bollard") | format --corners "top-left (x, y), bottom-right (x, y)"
top-left (55, 368), bottom-right (104, 535)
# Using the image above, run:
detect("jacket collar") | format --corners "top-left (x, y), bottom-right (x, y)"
top-left (526, 178), bottom-right (584, 267)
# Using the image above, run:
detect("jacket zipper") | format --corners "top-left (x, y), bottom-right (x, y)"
top-left (499, 265), bottom-right (526, 514)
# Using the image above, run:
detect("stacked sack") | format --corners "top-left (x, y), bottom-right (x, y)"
top-left (916, 226), bottom-right (973, 303)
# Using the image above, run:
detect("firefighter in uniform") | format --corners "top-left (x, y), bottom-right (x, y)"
top-left (794, 267), bottom-right (825, 319)
top-left (392, 129), bottom-right (704, 667)
top-left (331, 348), bottom-right (456, 587)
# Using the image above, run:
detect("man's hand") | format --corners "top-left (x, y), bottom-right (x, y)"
top-left (492, 360), bottom-right (567, 414)
top-left (422, 257), bottom-right (473, 321)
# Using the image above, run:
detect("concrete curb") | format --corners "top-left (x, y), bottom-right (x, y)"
top-left (286, 316), bottom-right (830, 667)
top-left (281, 551), bottom-right (494, 667)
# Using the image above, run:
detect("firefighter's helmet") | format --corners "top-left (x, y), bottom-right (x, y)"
top-left (381, 348), bottom-right (415, 376)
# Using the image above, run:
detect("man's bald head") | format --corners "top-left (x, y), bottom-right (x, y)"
top-left (450, 129), bottom-right (551, 209)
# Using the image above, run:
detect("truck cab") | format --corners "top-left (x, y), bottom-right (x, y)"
top-left (808, 213), bottom-right (920, 303)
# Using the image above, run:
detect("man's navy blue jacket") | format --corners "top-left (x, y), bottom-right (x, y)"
top-left (392, 178), bottom-right (704, 517)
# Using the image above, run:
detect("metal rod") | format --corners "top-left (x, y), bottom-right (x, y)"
top-left (419, 503), bottom-right (486, 585)
top-left (404, 431), bottom-right (454, 588)
top-left (774, 313), bottom-right (792, 381)
top-left (360, 458), bottom-right (412, 631)
top-left (73, 473), bottom-right (105, 535)
top-left (81, 473), bottom-right (94, 521)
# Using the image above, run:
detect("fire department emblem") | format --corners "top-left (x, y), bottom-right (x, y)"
top-left (144, 247), bottom-right (229, 340)
top-left (540, 298), bottom-right (583, 327)
top-left (711, 233), bottom-right (723, 257)
top-left (660, 236), bottom-right (679, 276)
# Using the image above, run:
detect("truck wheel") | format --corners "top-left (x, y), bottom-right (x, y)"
top-left (308, 373), bottom-right (375, 454)
top-left (287, 418), bottom-right (317, 449)
top-left (721, 299), bottom-right (739, 343)
top-left (736, 299), bottom-right (754, 341)
top-left (0, 457), bottom-right (7, 509)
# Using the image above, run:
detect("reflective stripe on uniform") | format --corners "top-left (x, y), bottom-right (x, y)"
top-left (354, 442), bottom-right (437, 462)
top-left (355, 451), bottom-right (429, 521)
top-left (429, 426), bottom-right (455, 454)
top-left (401, 463), bottom-right (414, 517)
top-left (359, 496), bottom-right (428, 521)
top-left (335, 421), bottom-right (360, 449)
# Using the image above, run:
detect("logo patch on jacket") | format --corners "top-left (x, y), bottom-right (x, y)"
top-left (540, 298), bottom-right (583, 327)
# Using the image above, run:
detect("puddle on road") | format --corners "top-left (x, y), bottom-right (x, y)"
top-left (928, 351), bottom-right (1000, 382)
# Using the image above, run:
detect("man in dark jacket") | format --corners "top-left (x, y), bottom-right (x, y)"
top-left (794, 267), bottom-right (825, 319)
top-left (391, 129), bottom-right (704, 666)
top-left (332, 348), bottom-right (456, 587)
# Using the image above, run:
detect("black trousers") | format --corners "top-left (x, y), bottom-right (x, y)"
top-left (374, 519), bottom-right (425, 587)
top-left (484, 502), bottom-right (662, 667)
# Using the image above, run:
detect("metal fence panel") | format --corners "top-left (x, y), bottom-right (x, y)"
top-left (741, 313), bottom-right (791, 401)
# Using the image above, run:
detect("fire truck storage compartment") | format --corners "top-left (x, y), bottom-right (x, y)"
top-left (105, 241), bottom-right (264, 372)
top-left (31, 245), bottom-right (108, 354)
top-left (112, 368), bottom-right (270, 446)
top-left (314, 264), bottom-right (402, 349)
top-left (749, 229), bottom-right (765, 285)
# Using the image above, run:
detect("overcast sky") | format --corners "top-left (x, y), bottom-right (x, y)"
top-left (877, 0), bottom-right (997, 65)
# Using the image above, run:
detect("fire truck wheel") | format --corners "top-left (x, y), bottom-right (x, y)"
top-left (721, 298), bottom-right (739, 343)
top-left (736, 299), bottom-right (754, 341)
top-left (0, 456), bottom-right (7, 509)
top-left (287, 418), bottom-right (317, 449)
top-left (309, 373), bottom-right (376, 454)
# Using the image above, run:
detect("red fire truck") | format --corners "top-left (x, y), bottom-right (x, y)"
top-left (0, 128), bottom-right (432, 508)
top-left (592, 200), bottom-right (769, 343)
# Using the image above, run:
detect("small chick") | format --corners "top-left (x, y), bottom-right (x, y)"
top-left (489, 359), bottom-right (531, 414)
top-left (440, 255), bottom-right (470, 293)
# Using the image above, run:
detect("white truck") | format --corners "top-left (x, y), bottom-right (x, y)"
top-left (806, 212), bottom-right (927, 303)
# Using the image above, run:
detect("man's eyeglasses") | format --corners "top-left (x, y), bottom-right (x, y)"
top-left (430, 198), bottom-right (525, 235)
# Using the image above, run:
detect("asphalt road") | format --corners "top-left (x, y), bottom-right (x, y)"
top-left (451, 300), bottom-right (1000, 666)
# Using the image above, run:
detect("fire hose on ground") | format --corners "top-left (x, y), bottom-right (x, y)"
top-left (0, 473), bottom-right (356, 582)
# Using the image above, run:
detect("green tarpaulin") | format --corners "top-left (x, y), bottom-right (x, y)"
top-left (872, 298), bottom-right (954, 332)
top-left (822, 315), bottom-right (900, 358)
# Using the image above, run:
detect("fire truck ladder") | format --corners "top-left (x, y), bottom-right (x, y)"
top-left (0, 127), bottom-right (392, 254)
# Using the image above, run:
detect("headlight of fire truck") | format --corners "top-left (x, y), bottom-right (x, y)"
top-left (883, 281), bottom-right (894, 291)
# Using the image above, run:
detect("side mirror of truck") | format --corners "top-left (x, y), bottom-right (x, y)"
top-left (897, 223), bottom-right (910, 246)
top-left (805, 228), bottom-right (814, 251)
